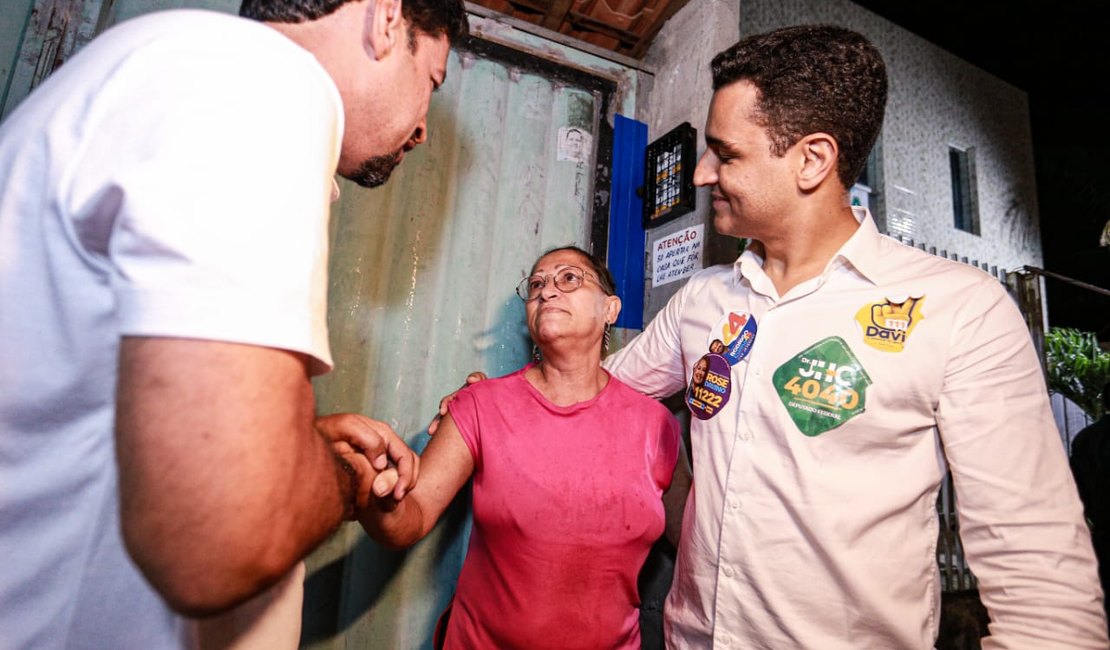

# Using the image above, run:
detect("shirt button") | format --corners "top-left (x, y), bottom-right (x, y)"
top-left (739, 429), bottom-right (752, 441)
top-left (729, 499), bottom-right (741, 511)
top-left (723, 566), bottom-right (734, 578)
top-left (752, 365), bottom-right (762, 376)
top-left (720, 635), bottom-right (732, 647)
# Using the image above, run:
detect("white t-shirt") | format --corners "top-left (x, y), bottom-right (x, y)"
top-left (0, 9), bottom-right (341, 648)
top-left (605, 208), bottom-right (1107, 649)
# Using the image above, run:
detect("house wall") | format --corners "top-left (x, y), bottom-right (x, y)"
top-left (637, 0), bottom-right (740, 322)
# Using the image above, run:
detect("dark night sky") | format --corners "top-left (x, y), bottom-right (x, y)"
top-left (850, 1), bottom-right (1110, 341)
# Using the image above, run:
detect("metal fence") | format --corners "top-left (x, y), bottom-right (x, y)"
top-left (937, 472), bottom-right (976, 592)
top-left (890, 235), bottom-right (1009, 283)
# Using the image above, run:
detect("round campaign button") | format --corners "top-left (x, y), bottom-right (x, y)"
top-left (686, 353), bottom-right (732, 420)
top-left (708, 311), bottom-right (757, 366)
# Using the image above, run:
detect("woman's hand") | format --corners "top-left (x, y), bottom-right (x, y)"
top-left (315, 413), bottom-right (420, 514)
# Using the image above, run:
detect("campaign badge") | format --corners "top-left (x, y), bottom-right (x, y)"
top-left (686, 353), bottom-right (732, 420)
top-left (772, 337), bottom-right (872, 436)
top-left (709, 311), bottom-right (757, 365)
top-left (854, 295), bottom-right (925, 353)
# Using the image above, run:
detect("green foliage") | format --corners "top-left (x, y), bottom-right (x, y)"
top-left (1044, 327), bottom-right (1110, 420)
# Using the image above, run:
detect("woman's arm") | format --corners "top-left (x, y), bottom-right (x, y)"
top-left (358, 413), bottom-right (475, 548)
top-left (662, 438), bottom-right (692, 548)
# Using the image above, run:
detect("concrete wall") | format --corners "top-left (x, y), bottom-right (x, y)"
top-left (638, 0), bottom-right (740, 322)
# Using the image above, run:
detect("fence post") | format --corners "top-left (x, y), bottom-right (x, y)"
top-left (1005, 269), bottom-right (1047, 372)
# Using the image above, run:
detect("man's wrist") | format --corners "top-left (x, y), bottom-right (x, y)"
top-left (336, 456), bottom-right (360, 521)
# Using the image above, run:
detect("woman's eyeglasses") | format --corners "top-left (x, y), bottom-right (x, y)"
top-left (516, 266), bottom-right (598, 301)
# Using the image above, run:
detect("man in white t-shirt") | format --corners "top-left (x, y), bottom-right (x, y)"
top-left (0, 1), bottom-right (467, 648)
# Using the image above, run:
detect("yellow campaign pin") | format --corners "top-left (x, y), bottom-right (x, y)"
top-left (854, 296), bottom-right (925, 353)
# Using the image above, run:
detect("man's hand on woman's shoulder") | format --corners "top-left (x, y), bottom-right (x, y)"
top-left (427, 371), bottom-right (487, 435)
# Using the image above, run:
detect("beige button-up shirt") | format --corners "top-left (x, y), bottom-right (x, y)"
top-left (605, 209), bottom-right (1106, 648)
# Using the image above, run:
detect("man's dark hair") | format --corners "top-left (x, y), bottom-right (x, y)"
top-left (533, 245), bottom-right (616, 297)
top-left (240, 0), bottom-right (469, 48)
top-left (710, 24), bottom-right (887, 188)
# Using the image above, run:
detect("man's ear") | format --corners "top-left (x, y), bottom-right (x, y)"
top-left (796, 133), bottom-right (838, 191)
top-left (366, 0), bottom-right (406, 61)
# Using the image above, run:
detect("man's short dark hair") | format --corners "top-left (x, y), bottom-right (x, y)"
top-left (710, 24), bottom-right (887, 188)
top-left (240, 0), bottom-right (469, 48)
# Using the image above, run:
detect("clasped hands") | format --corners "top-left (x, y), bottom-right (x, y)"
top-left (316, 371), bottom-right (489, 521)
top-left (315, 413), bottom-right (418, 519)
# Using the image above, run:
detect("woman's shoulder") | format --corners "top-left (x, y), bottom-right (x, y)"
top-left (457, 365), bottom-right (529, 400)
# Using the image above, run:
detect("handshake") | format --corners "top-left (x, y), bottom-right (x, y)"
top-left (315, 413), bottom-right (418, 519)
top-left (315, 372), bottom-right (486, 526)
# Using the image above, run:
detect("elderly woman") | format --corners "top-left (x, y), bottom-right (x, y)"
top-left (360, 245), bottom-right (691, 650)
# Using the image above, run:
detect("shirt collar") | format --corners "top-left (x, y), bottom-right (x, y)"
top-left (832, 206), bottom-right (884, 284)
top-left (731, 206), bottom-right (886, 287)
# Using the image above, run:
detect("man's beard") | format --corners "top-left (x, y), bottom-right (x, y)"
top-left (346, 151), bottom-right (402, 188)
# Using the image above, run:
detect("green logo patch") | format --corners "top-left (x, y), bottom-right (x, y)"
top-left (772, 336), bottom-right (872, 437)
